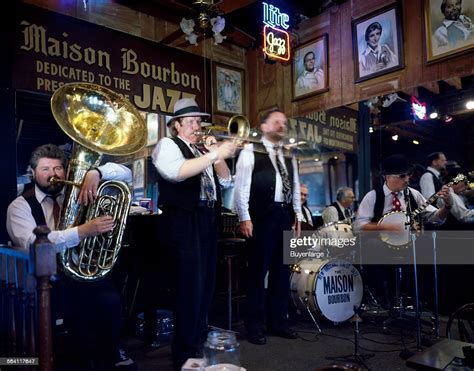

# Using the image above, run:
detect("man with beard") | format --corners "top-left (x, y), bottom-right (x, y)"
top-left (434, 0), bottom-right (473, 48)
top-left (6, 143), bottom-right (136, 371)
top-left (235, 109), bottom-right (302, 345)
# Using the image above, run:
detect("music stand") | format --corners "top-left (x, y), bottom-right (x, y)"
top-left (325, 305), bottom-right (374, 369)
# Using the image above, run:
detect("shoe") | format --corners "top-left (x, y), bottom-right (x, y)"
top-left (247, 330), bottom-right (266, 345)
top-left (114, 349), bottom-right (137, 370)
top-left (268, 326), bottom-right (298, 339)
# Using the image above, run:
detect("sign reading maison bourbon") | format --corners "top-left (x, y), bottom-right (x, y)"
top-left (288, 107), bottom-right (358, 152)
top-left (13, 3), bottom-right (210, 114)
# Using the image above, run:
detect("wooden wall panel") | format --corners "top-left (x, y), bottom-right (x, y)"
top-left (248, 0), bottom-right (474, 119)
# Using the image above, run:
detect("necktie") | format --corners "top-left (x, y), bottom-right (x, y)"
top-left (191, 145), bottom-right (215, 201)
top-left (344, 208), bottom-right (351, 219)
top-left (273, 145), bottom-right (292, 204)
top-left (49, 194), bottom-right (61, 228)
top-left (391, 192), bottom-right (401, 212)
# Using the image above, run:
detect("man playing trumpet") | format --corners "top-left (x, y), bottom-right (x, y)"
top-left (152, 98), bottom-right (236, 370)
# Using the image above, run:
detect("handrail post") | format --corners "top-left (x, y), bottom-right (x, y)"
top-left (32, 226), bottom-right (56, 371)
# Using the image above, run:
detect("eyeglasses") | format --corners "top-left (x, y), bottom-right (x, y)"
top-left (389, 173), bottom-right (411, 179)
top-left (301, 193), bottom-right (308, 196)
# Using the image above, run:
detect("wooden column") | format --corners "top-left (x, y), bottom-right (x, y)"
top-left (32, 226), bottom-right (56, 371)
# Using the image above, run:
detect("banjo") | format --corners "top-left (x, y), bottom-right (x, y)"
top-left (378, 174), bottom-right (467, 247)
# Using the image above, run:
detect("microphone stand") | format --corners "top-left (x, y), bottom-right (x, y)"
top-left (325, 305), bottom-right (374, 369)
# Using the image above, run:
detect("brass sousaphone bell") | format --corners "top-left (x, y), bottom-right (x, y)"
top-left (51, 83), bottom-right (147, 281)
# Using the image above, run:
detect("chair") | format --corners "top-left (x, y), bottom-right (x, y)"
top-left (446, 303), bottom-right (474, 343)
top-left (218, 213), bottom-right (246, 330)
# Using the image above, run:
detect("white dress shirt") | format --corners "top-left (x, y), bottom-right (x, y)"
top-left (438, 188), bottom-right (474, 224)
top-left (234, 137), bottom-right (302, 222)
top-left (354, 184), bottom-right (445, 232)
top-left (151, 136), bottom-right (232, 200)
top-left (6, 163), bottom-right (131, 252)
top-left (419, 167), bottom-right (441, 199)
top-left (322, 201), bottom-right (351, 225)
top-left (434, 15), bottom-right (473, 47)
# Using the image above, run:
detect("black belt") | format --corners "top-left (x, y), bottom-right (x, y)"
top-left (273, 202), bottom-right (291, 208)
top-left (198, 199), bottom-right (216, 208)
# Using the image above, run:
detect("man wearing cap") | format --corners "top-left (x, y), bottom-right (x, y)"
top-left (152, 98), bottom-right (236, 369)
top-left (354, 154), bottom-right (452, 309)
top-left (354, 154), bottom-right (452, 232)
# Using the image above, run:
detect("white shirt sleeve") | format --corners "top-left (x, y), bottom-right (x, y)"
top-left (291, 156), bottom-right (303, 220)
top-left (419, 172), bottom-right (436, 199)
top-left (98, 162), bottom-right (132, 183)
top-left (151, 138), bottom-right (187, 182)
top-left (441, 188), bottom-right (474, 223)
top-left (353, 190), bottom-right (376, 232)
top-left (321, 206), bottom-right (339, 225)
top-left (234, 146), bottom-right (254, 222)
top-left (6, 196), bottom-right (80, 253)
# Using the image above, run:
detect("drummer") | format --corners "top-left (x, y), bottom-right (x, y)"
top-left (321, 187), bottom-right (355, 225)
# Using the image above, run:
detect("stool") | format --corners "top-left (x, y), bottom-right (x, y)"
top-left (219, 237), bottom-right (245, 331)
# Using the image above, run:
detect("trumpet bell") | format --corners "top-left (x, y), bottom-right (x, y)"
top-left (51, 83), bottom-right (147, 155)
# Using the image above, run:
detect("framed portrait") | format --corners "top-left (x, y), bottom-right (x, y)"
top-left (424, 0), bottom-right (474, 63)
top-left (213, 63), bottom-right (245, 115)
top-left (146, 112), bottom-right (159, 146)
top-left (132, 158), bottom-right (145, 190)
top-left (292, 34), bottom-right (329, 100)
top-left (352, 4), bottom-right (404, 82)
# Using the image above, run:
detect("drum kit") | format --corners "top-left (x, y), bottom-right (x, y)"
top-left (289, 221), bottom-right (364, 329)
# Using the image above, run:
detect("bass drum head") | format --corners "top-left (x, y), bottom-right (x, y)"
top-left (290, 259), bottom-right (327, 315)
top-left (314, 259), bottom-right (363, 323)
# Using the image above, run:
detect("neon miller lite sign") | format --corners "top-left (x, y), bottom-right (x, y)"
top-left (262, 2), bottom-right (290, 62)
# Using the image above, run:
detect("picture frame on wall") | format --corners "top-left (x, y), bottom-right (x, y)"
top-left (146, 112), bottom-right (159, 146)
top-left (424, 0), bottom-right (474, 63)
top-left (292, 34), bottom-right (329, 100)
top-left (213, 63), bottom-right (245, 115)
top-left (132, 158), bottom-right (145, 190)
top-left (352, 3), bottom-right (404, 82)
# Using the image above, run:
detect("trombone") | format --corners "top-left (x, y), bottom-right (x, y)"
top-left (194, 114), bottom-right (254, 146)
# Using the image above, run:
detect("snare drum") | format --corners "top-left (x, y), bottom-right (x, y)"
top-left (290, 259), bottom-right (363, 323)
top-left (316, 222), bottom-right (353, 241)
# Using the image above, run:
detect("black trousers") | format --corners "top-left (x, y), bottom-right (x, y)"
top-left (246, 204), bottom-right (293, 329)
top-left (51, 278), bottom-right (122, 370)
top-left (159, 205), bottom-right (218, 367)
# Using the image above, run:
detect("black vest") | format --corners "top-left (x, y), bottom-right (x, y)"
top-left (424, 170), bottom-right (443, 193)
top-left (330, 202), bottom-right (346, 222)
top-left (156, 137), bottom-right (222, 211)
top-left (249, 145), bottom-right (294, 219)
top-left (371, 186), bottom-right (419, 223)
top-left (22, 183), bottom-right (47, 227)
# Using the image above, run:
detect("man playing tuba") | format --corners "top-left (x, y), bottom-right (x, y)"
top-left (6, 143), bottom-right (136, 370)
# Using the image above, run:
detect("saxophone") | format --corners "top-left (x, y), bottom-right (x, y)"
top-left (50, 83), bottom-right (147, 281)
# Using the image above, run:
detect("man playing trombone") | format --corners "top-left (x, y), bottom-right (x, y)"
top-left (152, 98), bottom-right (236, 370)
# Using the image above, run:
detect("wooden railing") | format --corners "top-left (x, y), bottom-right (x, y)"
top-left (0, 226), bottom-right (56, 371)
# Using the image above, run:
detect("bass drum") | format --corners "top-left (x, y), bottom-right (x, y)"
top-left (290, 259), bottom-right (363, 323)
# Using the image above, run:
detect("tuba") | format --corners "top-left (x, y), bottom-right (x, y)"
top-left (50, 83), bottom-right (147, 281)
